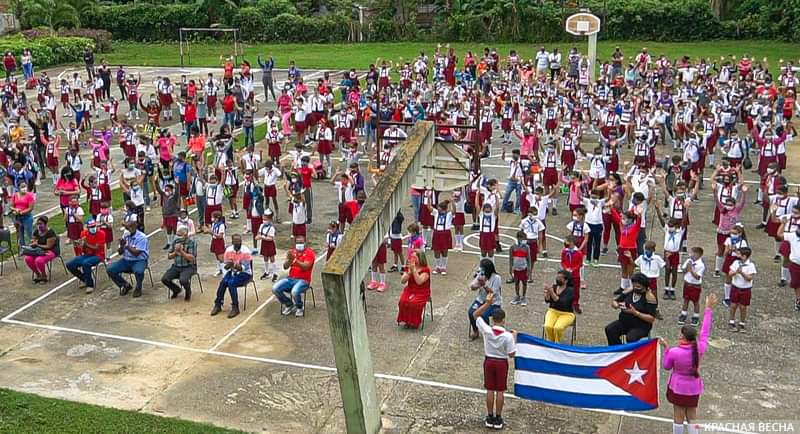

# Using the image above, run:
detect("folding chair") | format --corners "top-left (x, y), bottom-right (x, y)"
top-left (164, 268), bottom-right (204, 300)
top-left (420, 296), bottom-right (435, 330)
top-left (123, 264), bottom-right (155, 294)
top-left (0, 229), bottom-right (17, 276)
top-left (30, 254), bottom-right (68, 282)
top-left (542, 317), bottom-right (577, 345)
top-left (75, 260), bottom-right (107, 289)
top-left (242, 275), bottom-right (258, 310)
top-left (275, 284), bottom-right (316, 313)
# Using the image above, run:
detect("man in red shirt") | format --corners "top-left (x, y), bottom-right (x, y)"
top-left (272, 235), bottom-right (316, 317)
top-left (222, 91), bottom-right (236, 129)
top-left (66, 219), bottom-right (106, 294)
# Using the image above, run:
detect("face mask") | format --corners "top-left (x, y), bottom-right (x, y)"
top-left (295, 243), bottom-right (305, 251)
top-left (645, 250), bottom-right (653, 258)
top-left (38, 224), bottom-right (46, 232)
top-left (233, 243), bottom-right (242, 251)
top-left (555, 279), bottom-right (565, 286)
top-left (88, 227), bottom-right (97, 234)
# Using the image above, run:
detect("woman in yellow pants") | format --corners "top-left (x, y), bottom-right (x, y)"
top-left (544, 270), bottom-right (576, 342)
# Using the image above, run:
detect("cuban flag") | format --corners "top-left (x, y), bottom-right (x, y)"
top-left (514, 334), bottom-right (659, 411)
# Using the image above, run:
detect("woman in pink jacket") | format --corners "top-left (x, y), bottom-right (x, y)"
top-left (659, 292), bottom-right (716, 434)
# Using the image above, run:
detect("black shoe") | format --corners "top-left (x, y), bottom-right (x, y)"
top-left (551, 208), bottom-right (558, 216)
top-left (714, 270), bottom-right (721, 278)
top-left (120, 284), bottom-right (132, 296)
top-left (681, 246), bottom-right (687, 253)
top-left (495, 245), bottom-right (503, 253)
top-left (471, 223), bottom-right (479, 231)
top-left (484, 415), bottom-right (495, 428)
top-left (677, 313), bottom-right (687, 325)
top-left (162, 244), bottom-right (171, 251)
top-left (227, 306), bottom-right (240, 318)
top-left (388, 265), bottom-right (398, 273)
top-left (663, 290), bottom-right (670, 300)
top-left (774, 255), bottom-right (782, 263)
top-left (779, 279), bottom-right (787, 288)
top-left (260, 272), bottom-right (269, 280)
top-left (690, 316), bottom-right (700, 327)
top-left (184, 289), bottom-right (191, 301)
top-left (272, 274), bottom-right (278, 282)
top-left (795, 299), bottom-right (800, 311)
top-left (170, 287), bottom-right (182, 299)
top-left (600, 247), bottom-right (608, 256)
top-left (493, 416), bottom-right (504, 429)
top-left (210, 305), bottom-right (222, 316)
top-left (132, 288), bottom-right (142, 298)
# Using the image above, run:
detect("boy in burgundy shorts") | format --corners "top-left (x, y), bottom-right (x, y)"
top-left (678, 247), bottom-right (705, 326)
top-left (473, 293), bottom-right (516, 430)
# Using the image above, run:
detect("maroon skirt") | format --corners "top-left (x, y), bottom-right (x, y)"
top-left (372, 243), bottom-right (388, 265)
top-left (431, 229), bottom-right (453, 252)
top-left (453, 212), bottom-right (465, 227)
top-left (479, 232), bottom-right (496, 251)
top-left (667, 387), bottom-right (699, 408)
top-left (210, 238), bottom-right (226, 255)
top-left (260, 239), bottom-right (276, 257)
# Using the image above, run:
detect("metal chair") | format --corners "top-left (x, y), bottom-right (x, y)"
top-left (542, 317), bottom-right (577, 345)
top-left (242, 275), bottom-right (258, 310)
top-left (29, 254), bottom-right (68, 282)
top-left (420, 296), bottom-right (435, 330)
top-left (0, 228), bottom-right (17, 276)
top-left (275, 284), bottom-right (316, 313)
top-left (164, 268), bottom-right (204, 300)
top-left (123, 265), bottom-right (155, 293)
top-left (75, 260), bottom-right (107, 289)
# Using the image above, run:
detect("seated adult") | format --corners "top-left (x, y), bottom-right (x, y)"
top-left (107, 221), bottom-right (150, 297)
top-left (468, 259), bottom-right (503, 340)
top-left (66, 219), bottom-right (106, 294)
top-left (396, 249), bottom-right (431, 329)
top-left (272, 234), bottom-right (316, 317)
top-left (543, 270), bottom-right (575, 342)
top-left (605, 272), bottom-right (657, 345)
top-left (211, 233), bottom-right (252, 319)
top-left (161, 227), bottom-right (197, 301)
top-left (23, 216), bottom-right (59, 283)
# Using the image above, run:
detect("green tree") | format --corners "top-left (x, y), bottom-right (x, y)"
top-left (16, 0), bottom-right (91, 29)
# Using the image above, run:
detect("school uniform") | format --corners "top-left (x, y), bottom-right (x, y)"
top-left (681, 258), bottom-right (705, 302)
top-left (205, 183), bottom-right (225, 224)
top-left (210, 221), bottom-right (226, 255)
top-left (326, 230), bottom-right (342, 260)
top-left (258, 222), bottom-right (276, 257)
top-left (65, 205), bottom-right (84, 241)
top-left (663, 227), bottom-right (685, 269)
top-left (730, 259), bottom-right (757, 306)
top-left (431, 210), bottom-right (453, 253)
top-left (478, 212), bottom-right (497, 251)
top-left (722, 236), bottom-right (748, 274)
top-left (290, 201), bottom-right (307, 237)
top-left (542, 150), bottom-right (558, 186)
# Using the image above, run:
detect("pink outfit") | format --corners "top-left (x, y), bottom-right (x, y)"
top-left (25, 250), bottom-right (56, 275)
top-left (11, 192), bottom-right (35, 213)
top-left (55, 179), bottom-right (79, 207)
top-left (663, 307), bottom-right (713, 396)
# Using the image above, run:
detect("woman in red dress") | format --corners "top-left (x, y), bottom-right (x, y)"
top-left (397, 249), bottom-right (431, 329)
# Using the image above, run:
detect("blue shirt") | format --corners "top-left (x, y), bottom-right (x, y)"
top-left (124, 230), bottom-right (150, 261)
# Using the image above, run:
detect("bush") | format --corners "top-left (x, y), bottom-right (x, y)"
top-left (81, 4), bottom-right (208, 41)
top-left (57, 29), bottom-right (112, 53)
top-left (253, 0), bottom-right (296, 18)
top-left (0, 34), bottom-right (93, 68)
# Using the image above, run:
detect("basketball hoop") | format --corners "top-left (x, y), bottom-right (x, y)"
top-left (565, 12), bottom-right (600, 36)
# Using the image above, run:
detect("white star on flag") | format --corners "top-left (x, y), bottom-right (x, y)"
top-left (624, 361), bottom-right (647, 385)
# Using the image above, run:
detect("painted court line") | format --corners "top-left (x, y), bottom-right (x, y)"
top-left (0, 317), bottom-right (757, 434)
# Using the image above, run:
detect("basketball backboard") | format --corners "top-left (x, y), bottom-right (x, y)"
top-left (412, 141), bottom-right (471, 191)
top-left (565, 12), bottom-right (601, 36)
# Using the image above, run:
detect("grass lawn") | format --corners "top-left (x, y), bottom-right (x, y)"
top-left (105, 40), bottom-right (800, 71)
top-left (0, 388), bottom-right (241, 433)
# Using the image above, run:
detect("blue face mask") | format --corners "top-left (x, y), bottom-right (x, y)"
top-left (645, 250), bottom-right (653, 258)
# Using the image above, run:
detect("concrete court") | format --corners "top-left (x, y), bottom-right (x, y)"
top-left (0, 66), bottom-right (799, 433)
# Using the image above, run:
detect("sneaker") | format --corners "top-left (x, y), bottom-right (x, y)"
top-left (601, 247), bottom-right (608, 256)
top-left (281, 304), bottom-right (296, 316)
top-left (471, 223), bottom-right (479, 230)
top-left (729, 321), bottom-right (738, 332)
top-left (723, 298), bottom-right (731, 307)
top-left (260, 272), bottom-right (269, 280)
top-left (388, 265), bottom-right (398, 273)
top-left (85, 286), bottom-right (94, 294)
top-left (484, 415), bottom-right (495, 428)
top-left (367, 280), bottom-right (379, 290)
top-left (510, 295), bottom-right (521, 305)
top-left (592, 259), bottom-right (599, 267)
top-left (690, 316), bottom-right (700, 327)
top-left (551, 208), bottom-right (558, 216)
top-left (162, 244), bottom-right (171, 251)
top-left (541, 251), bottom-right (548, 258)
top-left (774, 255), bottom-right (782, 263)
top-left (295, 308), bottom-right (305, 317)
top-left (779, 279), bottom-right (787, 288)
top-left (441, 269), bottom-right (447, 275)
top-left (213, 270), bottom-right (222, 277)
top-left (432, 268), bottom-right (440, 275)
top-left (376, 282), bottom-right (386, 292)
top-left (493, 416), bottom-right (504, 429)
top-left (795, 299), bottom-right (800, 311)
top-left (738, 322), bottom-right (746, 333)
top-left (663, 290), bottom-right (670, 300)
top-left (677, 312), bottom-right (687, 325)
top-left (272, 274), bottom-right (278, 282)
top-left (520, 296), bottom-right (528, 306)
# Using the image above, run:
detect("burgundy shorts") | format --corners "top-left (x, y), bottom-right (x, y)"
top-left (790, 261), bottom-right (800, 290)
top-left (648, 277), bottom-right (658, 292)
top-left (338, 203), bottom-right (353, 224)
top-left (210, 238), bottom-right (226, 255)
top-left (268, 143), bottom-right (281, 160)
top-left (372, 243), bottom-right (387, 266)
top-left (545, 119), bottom-right (557, 130)
top-left (667, 387), bottom-right (699, 408)
top-left (390, 238), bottom-right (403, 255)
top-left (264, 185), bottom-right (277, 198)
top-left (318, 140), bottom-right (333, 155)
top-left (716, 233), bottom-right (728, 252)
top-left (513, 269), bottom-right (528, 281)
top-left (665, 251), bottom-right (680, 269)
top-left (722, 254), bottom-right (736, 274)
top-left (483, 357), bottom-right (509, 391)
top-left (779, 240), bottom-right (791, 257)
top-left (730, 286), bottom-right (752, 306)
top-left (294, 120), bottom-right (306, 133)
top-left (617, 247), bottom-right (638, 266)
top-left (292, 223), bottom-right (307, 237)
top-left (682, 282), bottom-right (701, 302)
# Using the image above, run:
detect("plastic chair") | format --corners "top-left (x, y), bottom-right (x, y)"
top-left (0, 229), bottom-right (17, 276)
top-left (420, 296), bottom-right (435, 330)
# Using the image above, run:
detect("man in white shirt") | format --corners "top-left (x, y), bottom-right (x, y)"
top-left (472, 293), bottom-right (516, 430)
top-left (728, 247), bottom-right (756, 332)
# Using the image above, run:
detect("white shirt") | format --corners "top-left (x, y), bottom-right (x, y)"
top-left (431, 209), bottom-right (453, 231)
top-left (635, 254), bottom-right (666, 278)
top-left (783, 232), bottom-right (800, 265)
top-left (520, 216), bottom-right (544, 241)
top-left (681, 258), bottom-right (705, 285)
top-left (730, 259), bottom-right (756, 289)
top-left (582, 198), bottom-right (605, 225)
top-left (291, 201), bottom-right (307, 224)
top-left (566, 220), bottom-right (590, 239)
top-left (259, 166), bottom-right (282, 187)
top-left (206, 183), bottom-right (224, 205)
top-left (476, 317), bottom-right (516, 359)
top-left (663, 226), bottom-right (685, 253)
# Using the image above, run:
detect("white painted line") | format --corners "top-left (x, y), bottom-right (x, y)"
top-left (0, 317), bottom-right (757, 434)
top-left (498, 224), bottom-right (566, 243)
top-left (460, 233), bottom-right (620, 269)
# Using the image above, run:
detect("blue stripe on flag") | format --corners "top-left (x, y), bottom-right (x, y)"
top-left (514, 357), bottom-right (599, 378)
top-left (516, 333), bottom-right (653, 353)
top-left (514, 384), bottom-right (656, 411)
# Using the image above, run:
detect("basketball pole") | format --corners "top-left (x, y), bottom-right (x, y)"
top-left (588, 32), bottom-right (597, 83)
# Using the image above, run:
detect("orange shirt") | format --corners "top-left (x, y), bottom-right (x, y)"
top-left (188, 135), bottom-right (206, 154)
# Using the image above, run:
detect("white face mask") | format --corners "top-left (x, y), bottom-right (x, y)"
top-left (295, 243), bottom-right (305, 252)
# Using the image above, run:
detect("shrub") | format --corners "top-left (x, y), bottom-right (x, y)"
top-left (0, 34), bottom-right (93, 68)
top-left (81, 4), bottom-right (208, 41)
top-left (57, 29), bottom-right (112, 53)
top-left (231, 7), bottom-right (266, 41)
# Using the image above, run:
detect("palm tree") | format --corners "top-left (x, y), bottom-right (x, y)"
top-left (16, 0), bottom-right (93, 29)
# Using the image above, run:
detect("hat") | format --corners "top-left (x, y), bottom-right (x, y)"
top-left (264, 208), bottom-right (274, 216)
top-left (86, 219), bottom-right (97, 228)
